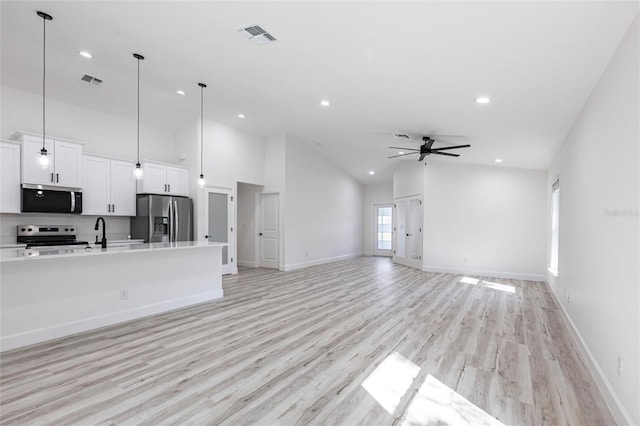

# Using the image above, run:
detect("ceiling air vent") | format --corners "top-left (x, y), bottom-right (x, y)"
top-left (81, 74), bottom-right (103, 85)
top-left (239, 25), bottom-right (277, 45)
top-left (393, 133), bottom-right (411, 139)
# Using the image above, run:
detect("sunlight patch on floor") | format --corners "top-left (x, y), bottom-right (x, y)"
top-left (362, 352), bottom-right (505, 425)
top-left (361, 352), bottom-right (420, 414)
top-left (459, 277), bottom-right (516, 294)
top-left (402, 374), bottom-right (505, 426)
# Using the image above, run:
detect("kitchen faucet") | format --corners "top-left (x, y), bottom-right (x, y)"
top-left (94, 217), bottom-right (107, 249)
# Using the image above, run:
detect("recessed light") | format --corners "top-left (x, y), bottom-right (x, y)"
top-left (369, 171), bottom-right (375, 175)
top-left (176, 90), bottom-right (185, 95)
top-left (320, 100), bottom-right (330, 107)
top-left (398, 151), bottom-right (404, 155)
top-left (79, 51), bottom-right (92, 59)
top-left (495, 158), bottom-right (503, 163)
top-left (475, 97), bottom-right (491, 104)
top-left (237, 113), bottom-right (245, 119)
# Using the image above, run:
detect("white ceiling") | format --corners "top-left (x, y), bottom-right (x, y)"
top-left (1, 1), bottom-right (638, 184)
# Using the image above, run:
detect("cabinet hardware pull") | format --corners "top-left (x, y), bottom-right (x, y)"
top-left (51, 173), bottom-right (54, 182)
top-left (56, 173), bottom-right (59, 183)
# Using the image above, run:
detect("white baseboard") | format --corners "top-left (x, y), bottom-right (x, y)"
top-left (282, 252), bottom-right (363, 272)
top-left (0, 290), bottom-right (224, 352)
top-left (237, 260), bottom-right (258, 268)
top-left (422, 265), bottom-right (545, 282)
top-left (363, 250), bottom-right (374, 256)
top-left (544, 279), bottom-right (633, 426)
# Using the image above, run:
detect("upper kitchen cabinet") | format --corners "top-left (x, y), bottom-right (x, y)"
top-left (82, 155), bottom-right (136, 216)
top-left (16, 132), bottom-right (83, 188)
top-left (0, 140), bottom-right (21, 213)
top-left (137, 161), bottom-right (189, 197)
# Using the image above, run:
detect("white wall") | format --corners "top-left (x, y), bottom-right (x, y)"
top-left (422, 161), bottom-right (546, 280)
top-left (363, 183), bottom-right (393, 256)
top-left (393, 161), bottom-right (424, 199)
top-left (283, 135), bottom-right (363, 270)
top-left (1, 86), bottom-right (176, 163)
top-left (173, 118), bottom-right (266, 244)
top-left (546, 17), bottom-right (639, 425)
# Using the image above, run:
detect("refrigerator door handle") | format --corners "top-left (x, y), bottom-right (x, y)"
top-left (174, 200), bottom-right (179, 242)
top-left (168, 198), bottom-right (173, 242)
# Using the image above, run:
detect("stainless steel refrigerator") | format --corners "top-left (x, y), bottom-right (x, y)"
top-left (130, 195), bottom-right (193, 243)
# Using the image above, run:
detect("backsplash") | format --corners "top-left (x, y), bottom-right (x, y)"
top-left (0, 213), bottom-right (131, 246)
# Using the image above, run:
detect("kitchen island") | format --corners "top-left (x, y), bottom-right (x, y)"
top-left (0, 241), bottom-right (226, 351)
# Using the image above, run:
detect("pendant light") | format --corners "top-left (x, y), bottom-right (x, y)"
top-left (37, 11), bottom-right (52, 169)
top-left (133, 53), bottom-right (144, 179)
top-left (198, 82), bottom-right (207, 187)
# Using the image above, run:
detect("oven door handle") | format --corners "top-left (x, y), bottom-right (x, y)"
top-left (71, 191), bottom-right (76, 213)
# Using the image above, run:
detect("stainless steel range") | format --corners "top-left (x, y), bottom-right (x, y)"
top-left (17, 225), bottom-right (89, 248)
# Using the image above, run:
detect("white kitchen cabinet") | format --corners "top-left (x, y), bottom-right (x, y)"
top-left (18, 133), bottom-right (82, 188)
top-left (137, 161), bottom-right (189, 196)
top-left (0, 140), bottom-right (21, 213)
top-left (82, 155), bottom-right (136, 216)
top-left (166, 166), bottom-right (189, 196)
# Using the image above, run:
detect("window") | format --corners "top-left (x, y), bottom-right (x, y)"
top-left (549, 179), bottom-right (560, 275)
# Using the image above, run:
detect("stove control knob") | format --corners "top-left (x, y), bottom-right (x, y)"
top-left (28, 228), bottom-right (33, 232)
top-left (21, 228), bottom-right (26, 232)
top-left (70, 228), bottom-right (75, 232)
top-left (65, 228), bottom-right (69, 231)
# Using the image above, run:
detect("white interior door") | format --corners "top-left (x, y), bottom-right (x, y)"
top-left (258, 193), bottom-right (279, 269)
top-left (204, 187), bottom-right (236, 275)
top-left (393, 196), bottom-right (422, 269)
top-left (373, 204), bottom-right (393, 256)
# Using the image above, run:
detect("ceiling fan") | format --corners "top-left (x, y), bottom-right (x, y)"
top-left (389, 136), bottom-right (471, 161)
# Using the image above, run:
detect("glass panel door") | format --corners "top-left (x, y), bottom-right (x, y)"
top-left (374, 204), bottom-right (393, 256)
top-left (204, 187), bottom-right (236, 275)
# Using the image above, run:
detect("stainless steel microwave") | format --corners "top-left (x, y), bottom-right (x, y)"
top-left (21, 184), bottom-right (83, 214)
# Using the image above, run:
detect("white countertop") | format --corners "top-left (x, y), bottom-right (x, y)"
top-left (0, 241), bottom-right (227, 263)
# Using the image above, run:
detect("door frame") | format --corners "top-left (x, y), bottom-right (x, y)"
top-left (256, 191), bottom-right (280, 270)
top-left (393, 194), bottom-right (423, 270)
top-left (373, 203), bottom-right (393, 257)
top-left (202, 185), bottom-right (237, 275)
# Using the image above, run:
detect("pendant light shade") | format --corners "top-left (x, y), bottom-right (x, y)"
top-left (37, 11), bottom-right (52, 169)
top-left (198, 82), bottom-right (207, 187)
top-left (133, 53), bottom-right (145, 180)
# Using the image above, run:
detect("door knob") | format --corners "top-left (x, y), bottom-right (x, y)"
top-left (258, 233), bottom-right (263, 236)
top-left (204, 235), bottom-right (209, 239)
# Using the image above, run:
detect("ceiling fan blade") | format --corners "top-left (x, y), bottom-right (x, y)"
top-left (432, 151), bottom-right (460, 157)
top-left (388, 152), bottom-right (419, 159)
top-left (388, 146), bottom-right (420, 151)
top-left (418, 153), bottom-right (427, 161)
top-left (430, 144), bottom-right (471, 151)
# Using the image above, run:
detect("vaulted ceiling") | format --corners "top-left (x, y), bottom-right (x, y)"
top-left (2, 1), bottom-right (638, 183)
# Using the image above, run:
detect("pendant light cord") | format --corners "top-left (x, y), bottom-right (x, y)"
top-left (41, 14), bottom-right (46, 150)
top-left (137, 57), bottom-right (140, 164)
top-left (200, 84), bottom-right (204, 174)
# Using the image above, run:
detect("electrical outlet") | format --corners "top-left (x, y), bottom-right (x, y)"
top-left (617, 356), bottom-right (623, 378)
top-left (120, 289), bottom-right (128, 300)
top-left (463, 257), bottom-right (468, 264)
top-left (305, 251), bottom-right (309, 257)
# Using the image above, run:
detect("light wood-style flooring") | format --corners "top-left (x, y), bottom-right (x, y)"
top-left (0, 257), bottom-right (613, 425)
